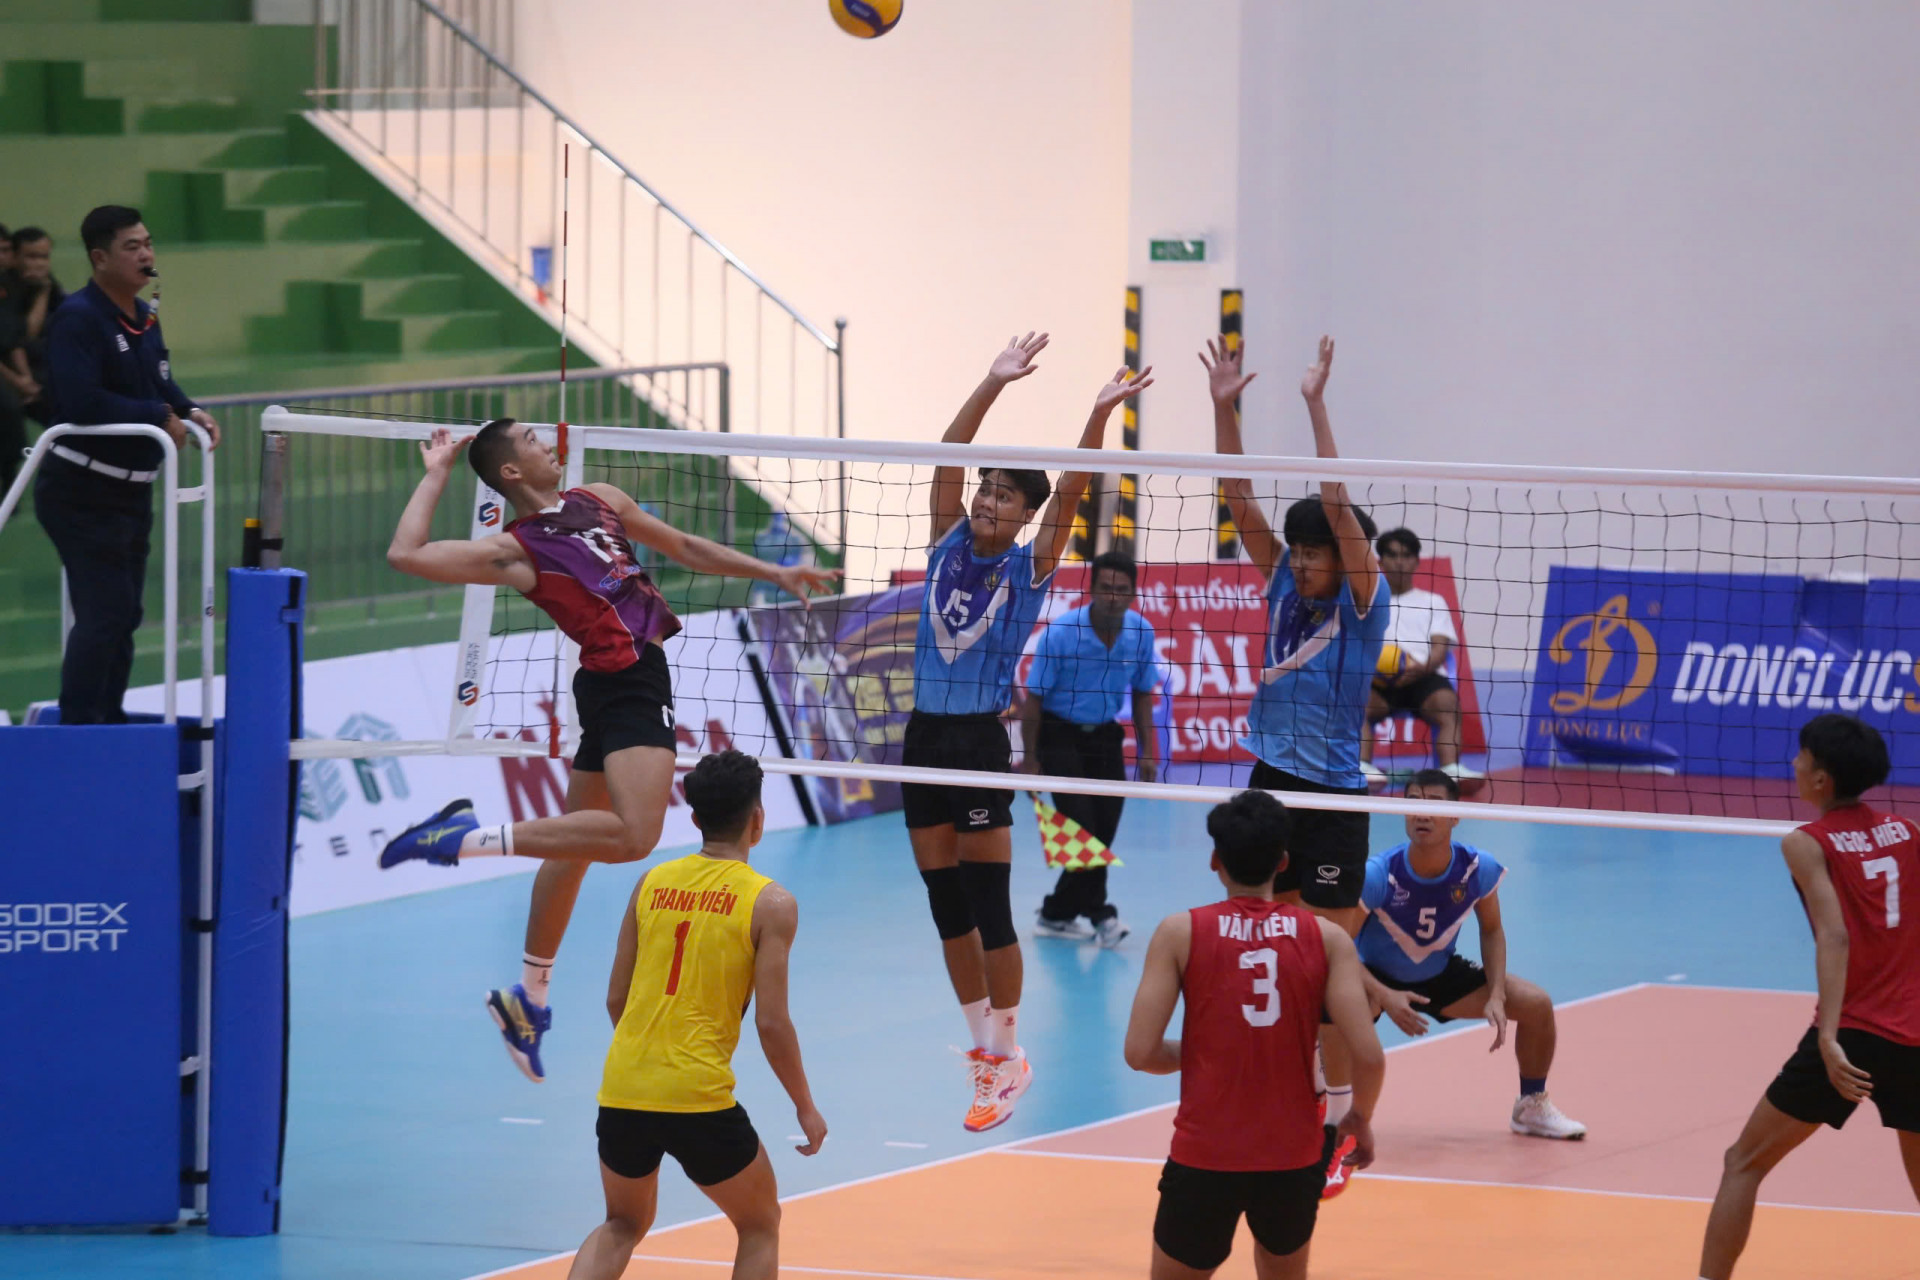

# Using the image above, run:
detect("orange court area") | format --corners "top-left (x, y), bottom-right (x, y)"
top-left (477, 986), bottom-right (1920, 1279)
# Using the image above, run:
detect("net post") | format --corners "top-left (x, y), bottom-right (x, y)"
top-left (833, 317), bottom-right (847, 555)
top-left (1116, 286), bottom-right (1141, 556)
top-left (257, 432), bottom-right (288, 571)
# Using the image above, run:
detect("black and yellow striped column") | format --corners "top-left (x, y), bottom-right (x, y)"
top-left (1112, 286), bottom-right (1142, 556)
top-left (1216, 288), bottom-right (1243, 561)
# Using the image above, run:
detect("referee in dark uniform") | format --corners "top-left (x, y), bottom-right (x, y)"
top-left (1019, 551), bottom-right (1162, 948)
top-left (36, 205), bottom-right (220, 724)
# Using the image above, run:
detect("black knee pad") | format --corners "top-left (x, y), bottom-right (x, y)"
top-left (920, 866), bottom-right (975, 941)
top-left (959, 860), bottom-right (1017, 951)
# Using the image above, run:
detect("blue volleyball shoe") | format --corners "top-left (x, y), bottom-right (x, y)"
top-left (486, 984), bottom-right (553, 1082)
top-left (378, 798), bottom-right (477, 868)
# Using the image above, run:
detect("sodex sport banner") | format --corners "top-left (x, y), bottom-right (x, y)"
top-left (1524, 567), bottom-right (1920, 784)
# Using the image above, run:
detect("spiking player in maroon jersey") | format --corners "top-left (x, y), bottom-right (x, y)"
top-left (1124, 790), bottom-right (1385, 1279)
top-left (1700, 714), bottom-right (1920, 1279)
top-left (380, 420), bottom-right (837, 1083)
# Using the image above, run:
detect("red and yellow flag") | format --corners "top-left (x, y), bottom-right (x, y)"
top-left (1032, 796), bottom-right (1122, 870)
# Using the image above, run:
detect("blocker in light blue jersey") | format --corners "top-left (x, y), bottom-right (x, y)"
top-left (911, 519), bottom-right (1052, 716)
top-left (1356, 841), bottom-right (1507, 983)
top-left (1241, 549), bottom-right (1392, 789)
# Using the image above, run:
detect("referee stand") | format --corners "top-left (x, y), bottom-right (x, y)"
top-left (0, 424), bottom-right (301, 1235)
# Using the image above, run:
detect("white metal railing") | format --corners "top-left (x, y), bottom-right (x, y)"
top-left (0, 423), bottom-right (218, 1217)
top-left (306, 0), bottom-right (845, 445)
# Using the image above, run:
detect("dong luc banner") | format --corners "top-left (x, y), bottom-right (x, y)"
top-left (1525, 567), bottom-right (1920, 784)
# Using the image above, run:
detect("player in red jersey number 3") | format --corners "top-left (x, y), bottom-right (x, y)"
top-left (1125, 790), bottom-right (1386, 1279)
top-left (1699, 714), bottom-right (1920, 1280)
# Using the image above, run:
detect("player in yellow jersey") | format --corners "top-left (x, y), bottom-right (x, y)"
top-left (569, 751), bottom-right (827, 1280)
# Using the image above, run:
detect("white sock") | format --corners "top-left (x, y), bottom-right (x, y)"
top-left (1324, 1086), bottom-right (1353, 1127)
top-left (963, 998), bottom-right (993, 1052)
top-left (988, 1004), bottom-right (1020, 1058)
top-left (521, 953), bottom-right (554, 1007)
top-left (460, 824), bottom-right (514, 858)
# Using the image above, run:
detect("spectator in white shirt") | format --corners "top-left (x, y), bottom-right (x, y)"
top-left (1361, 528), bottom-right (1480, 789)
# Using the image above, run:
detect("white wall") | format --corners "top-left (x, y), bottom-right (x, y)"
top-left (515, 1), bottom-right (1131, 455)
top-left (1232, 0), bottom-right (1920, 475)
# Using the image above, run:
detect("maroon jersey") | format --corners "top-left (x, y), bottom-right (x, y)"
top-left (1171, 898), bottom-right (1328, 1172)
top-left (506, 488), bottom-right (681, 673)
top-left (1796, 804), bottom-right (1920, 1046)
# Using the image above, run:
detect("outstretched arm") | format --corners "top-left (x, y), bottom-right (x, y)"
top-left (929, 333), bottom-right (1049, 546)
top-left (752, 886), bottom-right (829, 1155)
top-left (1200, 338), bottom-right (1282, 580)
top-left (1032, 364), bottom-right (1154, 582)
top-left (588, 483), bottom-right (840, 604)
top-left (1299, 336), bottom-right (1381, 610)
top-left (1123, 912), bottom-right (1190, 1074)
top-left (386, 428), bottom-right (536, 588)
top-left (1782, 830), bottom-right (1871, 1101)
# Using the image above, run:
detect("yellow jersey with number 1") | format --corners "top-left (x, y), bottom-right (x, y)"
top-left (598, 852), bottom-right (773, 1113)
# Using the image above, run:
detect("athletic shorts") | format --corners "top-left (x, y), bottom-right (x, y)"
top-left (1765, 1026), bottom-right (1920, 1133)
top-left (573, 644), bottom-right (677, 772)
top-left (900, 710), bottom-right (1014, 833)
top-left (1366, 954), bottom-right (1489, 1023)
top-left (596, 1103), bottom-right (761, 1186)
top-left (1152, 1156), bottom-right (1325, 1270)
top-left (1373, 670), bottom-right (1454, 715)
top-left (1247, 760), bottom-right (1369, 909)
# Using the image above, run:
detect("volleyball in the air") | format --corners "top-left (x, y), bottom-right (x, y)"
top-left (829, 0), bottom-right (901, 39)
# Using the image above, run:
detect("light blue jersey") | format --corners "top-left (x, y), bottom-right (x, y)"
top-left (1356, 841), bottom-right (1506, 982)
top-left (1026, 605), bottom-right (1160, 725)
top-left (1241, 552), bottom-right (1392, 788)
top-left (912, 520), bottom-right (1052, 716)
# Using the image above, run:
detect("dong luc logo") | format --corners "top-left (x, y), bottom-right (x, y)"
top-left (1547, 595), bottom-right (1658, 714)
top-left (0, 903), bottom-right (129, 954)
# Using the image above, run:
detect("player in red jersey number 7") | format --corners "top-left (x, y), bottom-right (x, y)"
top-left (1125, 790), bottom-right (1386, 1279)
top-left (1698, 714), bottom-right (1920, 1279)
top-left (379, 421), bottom-right (838, 1084)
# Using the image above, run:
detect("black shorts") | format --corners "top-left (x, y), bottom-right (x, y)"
top-left (596, 1103), bottom-right (762, 1186)
top-left (900, 710), bottom-right (1014, 833)
top-left (1247, 760), bottom-right (1369, 909)
top-left (1765, 1026), bottom-right (1920, 1133)
top-left (1373, 670), bottom-right (1454, 715)
top-left (1152, 1157), bottom-right (1324, 1270)
top-left (1366, 954), bottom-right (1488, 1023)
top-left (574, 645), bottom-right (677, 772)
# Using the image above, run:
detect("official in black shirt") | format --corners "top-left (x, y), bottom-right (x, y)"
top-left (36, 205), bottom-right (221, 724)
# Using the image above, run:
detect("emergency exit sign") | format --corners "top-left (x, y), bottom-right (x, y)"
top-left (1149, 238), bottom-right (1207, 263)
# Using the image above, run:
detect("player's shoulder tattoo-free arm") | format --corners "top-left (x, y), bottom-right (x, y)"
top-left (1123, 912), bottom-right (1190, 1074)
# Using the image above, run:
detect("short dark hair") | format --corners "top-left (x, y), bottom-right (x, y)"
top-left (1799, 714), bottom-right (1890, 800)
top-left (1089, 549), bottom-right (1138, 588)
top-left (1208, 789), bottom-right (1290, 887)
top-left (1281, 495), bottom-right (1377, 550)
top-left (682, 749), bottom-right (764, 842)
top-left (468, 417), bottom-right (519, 491)
top-left (11, 226), bottom-right (49, 251)
top-left (1406, 768), bottom-right (1459, 801)
top-left (80, 206), bottom-right (142, 258)
top-left (0, 223), bottom-right (11, 242)
top-left (1377, 527), bottom-right (1421, 559)
top-left (980, 467), bottom-right (1051, 513)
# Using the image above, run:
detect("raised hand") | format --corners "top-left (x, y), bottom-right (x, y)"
top-left (1300, 334), bottom-right (1335, 402)
top-left (1198, 337), bottom-right (1256, 405)
top-left (1093, 364), bottom-right (1155, 415)
top-left (987, 331), bottom-right (1050, 385)
top-left (774, 564), bottom-right (843, 606)
top-left (419, 426), bottom-right (473, 475)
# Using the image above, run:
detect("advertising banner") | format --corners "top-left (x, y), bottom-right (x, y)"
top-left (126, 610), bottom-right (803, 916)
top-left (1524, 567), bottom-right (1920, 783)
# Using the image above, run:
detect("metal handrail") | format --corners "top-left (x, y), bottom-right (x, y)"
top-left (308, 0), bottom-right (846, 449)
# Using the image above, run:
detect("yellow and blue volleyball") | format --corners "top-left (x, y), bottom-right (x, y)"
top-left (829, 0), bottom-right (902, 38)
top-left (1375, 643), bottom-right (1409, 681)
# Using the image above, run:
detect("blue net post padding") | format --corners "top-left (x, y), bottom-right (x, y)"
top-left (208, 568), bottom-right (304, 1236)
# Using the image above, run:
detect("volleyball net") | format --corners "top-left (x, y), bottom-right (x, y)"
top-left (263, 405), bottom-right (1920, 836)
